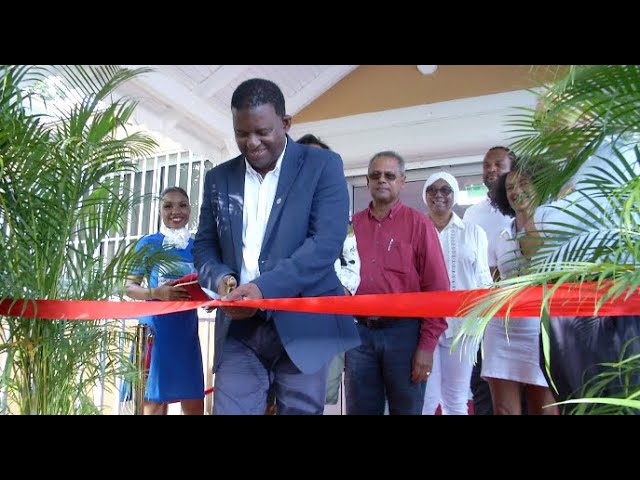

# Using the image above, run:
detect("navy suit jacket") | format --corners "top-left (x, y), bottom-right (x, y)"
top-left (193, 137), bottom-right (361, 374)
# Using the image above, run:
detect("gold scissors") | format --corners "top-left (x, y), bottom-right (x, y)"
top-left (225, 276), bottom-right (235, 295)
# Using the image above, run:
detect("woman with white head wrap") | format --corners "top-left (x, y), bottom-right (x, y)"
top-left (422, 171), bottom-right (460, 210)
top-left (421, 172), bottom-right (492, 415)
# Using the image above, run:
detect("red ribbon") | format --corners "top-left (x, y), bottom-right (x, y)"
top-left (1, 284), bottom-right (638, 320)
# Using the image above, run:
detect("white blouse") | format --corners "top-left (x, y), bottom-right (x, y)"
top-left (436, 213), bottom-right (492, 338)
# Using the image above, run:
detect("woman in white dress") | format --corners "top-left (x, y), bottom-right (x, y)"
top-left (421, 172), bottom-right (492, 415)
top-left (481, 168), bottom-right (557, 414)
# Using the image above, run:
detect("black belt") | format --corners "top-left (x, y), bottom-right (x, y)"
top-left (354, 316), bottom-right (419, 329)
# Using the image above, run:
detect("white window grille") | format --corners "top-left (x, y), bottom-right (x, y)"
top-left (99, 150), bottom-right (215, 265)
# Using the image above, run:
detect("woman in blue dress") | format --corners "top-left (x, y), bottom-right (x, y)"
top-left (125, 186), bottom-right (204, 415)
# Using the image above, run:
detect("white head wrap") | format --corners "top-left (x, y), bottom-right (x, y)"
top-left (422, 171), bottom-right (460, 207)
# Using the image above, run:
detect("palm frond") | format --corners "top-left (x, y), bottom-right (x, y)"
top-left (0, 65), bottom-right (159, 414)
top-left (507, 65), bottom-right (640, 203)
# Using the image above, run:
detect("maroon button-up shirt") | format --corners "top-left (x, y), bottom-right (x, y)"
top-left (353, 200), bottom-right (449, 351)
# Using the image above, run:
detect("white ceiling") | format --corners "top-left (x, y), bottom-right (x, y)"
top-left (117, 65), bottom-right (358, 159)
top-left (116, 65), bottom-right (537, 172)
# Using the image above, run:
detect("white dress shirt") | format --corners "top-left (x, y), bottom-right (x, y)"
top-left (240, 139), bottom-right (287, 285)
top-left (463, 197), bottom-right (513, 268)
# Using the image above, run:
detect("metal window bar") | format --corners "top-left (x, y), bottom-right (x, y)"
top-left (175, 150), bottom-right (182, 191)
top-left (148, 155), bottom-right (160, 235)
top-left (137, 156), bottom-right (148, 237)
top-left (186, 151), bottom-right (194, 211)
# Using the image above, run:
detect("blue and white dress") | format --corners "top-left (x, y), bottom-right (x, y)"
top-left (133, 232), bottom-right (204, 403)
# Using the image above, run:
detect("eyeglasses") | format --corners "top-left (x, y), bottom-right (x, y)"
top-left (367, 171), bottom-right (400, 181)
top-left (426, 185), bottom-right (453, 196)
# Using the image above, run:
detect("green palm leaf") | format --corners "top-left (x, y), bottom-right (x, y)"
top-left (0, 65), bottom-right (159, 414)
top-left (458, 65), bottom-right (640, 414)
top-left (508, 65), bottom-right (640, 203)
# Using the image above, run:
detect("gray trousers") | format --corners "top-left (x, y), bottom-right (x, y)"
top-left (213, 320), bottom-right (329, 415)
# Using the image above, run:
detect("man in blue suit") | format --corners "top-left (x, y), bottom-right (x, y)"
top-left (193, 78), bottom-right (360, 415)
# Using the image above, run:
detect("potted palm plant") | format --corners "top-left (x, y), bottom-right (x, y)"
top-left (458, 65), bottom-right (640, 414)
top-left (0, 65), bottom-right (158, 414)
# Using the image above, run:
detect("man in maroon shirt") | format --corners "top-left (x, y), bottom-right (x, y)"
top-left (345, 151), bottom-right (450, 415)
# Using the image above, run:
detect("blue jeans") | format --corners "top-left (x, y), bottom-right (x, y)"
top-left (213, 320), bottom-right (329, 415)
top-left (345, 320), bottom-right (425, 415)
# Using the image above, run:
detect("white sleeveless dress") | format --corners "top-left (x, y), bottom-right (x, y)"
top-left (481, 220), bottom-right (549, 387)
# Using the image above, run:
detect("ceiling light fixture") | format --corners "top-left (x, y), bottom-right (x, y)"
top-left (417, 65), bottom-right (438, 75)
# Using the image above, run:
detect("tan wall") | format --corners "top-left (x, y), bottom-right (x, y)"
top-left (295, 65), bottom-right (565, 123)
